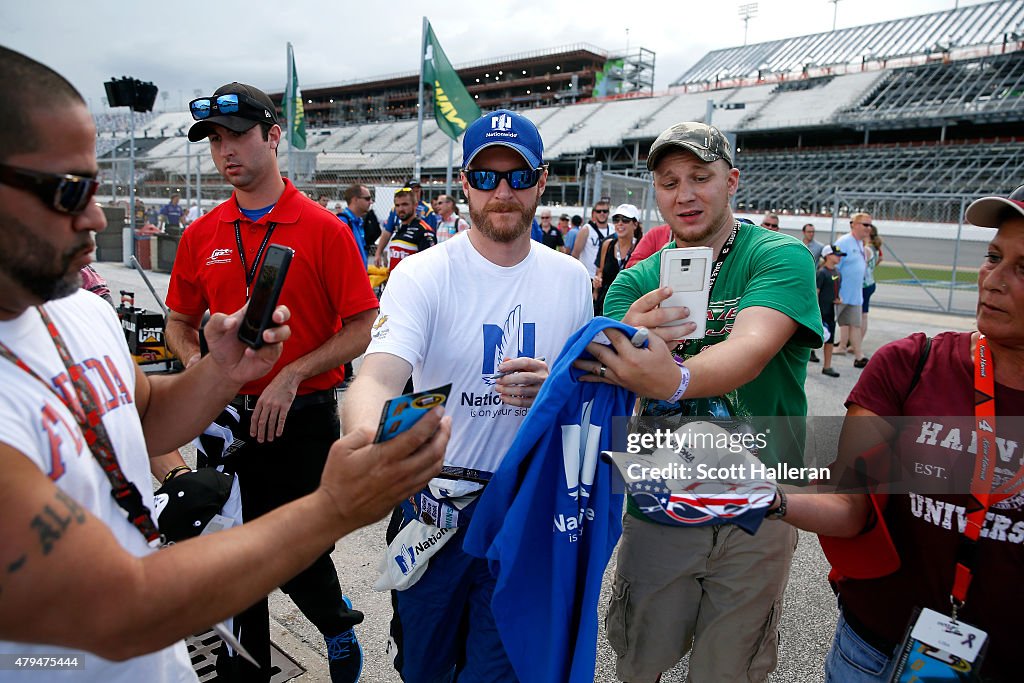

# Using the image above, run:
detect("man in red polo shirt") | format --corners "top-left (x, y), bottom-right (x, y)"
top-left (165, 82), bottom-right (377, 683)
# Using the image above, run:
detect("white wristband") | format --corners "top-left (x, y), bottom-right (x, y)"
top-left (669, 363), bottom-right (691, 403)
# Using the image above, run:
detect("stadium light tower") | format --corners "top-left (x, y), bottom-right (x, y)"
top-left (103, 76), bottom-right (158, 264)
top-left (829, 0), bottom-right (841, 31)
top-left (738, 3), bottom-right (758, 46)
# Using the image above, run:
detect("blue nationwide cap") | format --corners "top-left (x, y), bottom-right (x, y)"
top-left (463, 109), bottom-right (544, 169)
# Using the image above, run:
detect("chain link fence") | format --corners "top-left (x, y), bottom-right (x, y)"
top-left (822, 191), bottom-right (986, 316)
top-left (97, 150), bottom-right (419, 210)
top-left (577, 174), bottom-right (985, 317)
top-left (583, 163), bottom-right (660, 227)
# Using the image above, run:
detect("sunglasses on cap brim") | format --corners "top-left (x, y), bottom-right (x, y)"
top-left (0, 163), bottom-right (99, 215)
top-left (463, 168), bottom-right (543, 191)
top-left (189, 93), bottom-right (273, 123)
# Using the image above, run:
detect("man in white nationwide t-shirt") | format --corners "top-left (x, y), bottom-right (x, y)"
top-left (0, 46), bottom-right (448, 683)
top-left (343, 108), bottom-right (592, 683)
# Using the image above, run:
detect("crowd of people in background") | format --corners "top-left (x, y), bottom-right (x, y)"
top-left (273, 185), bottom-right (893, 362)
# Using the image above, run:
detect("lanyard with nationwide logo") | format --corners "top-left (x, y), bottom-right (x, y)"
top-left (233, 219), bottom-right (277, 299)
top-left (0, 306), bottom-right (163, 547)
top-left (676, 219), bottom-right (741, 357)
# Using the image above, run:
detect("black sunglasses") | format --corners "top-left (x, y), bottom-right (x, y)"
top-left (593, 208), bottom-right (610, 214)
top-left (189, 92), bottom-right (273, 123)
top-left (463, 168), bottom-right (542, 191)
top-left (612, 215), bottom-right (636, 223)
top-left (0, 163), bottom-right (99, 215)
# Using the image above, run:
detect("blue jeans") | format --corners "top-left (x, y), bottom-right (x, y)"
top-left (825, 611), bottom-right (898, 682)
top-left (391, 532), bottom-right (517, 683)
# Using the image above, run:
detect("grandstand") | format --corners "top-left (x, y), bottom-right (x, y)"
top-left (97, 0), bottom-right (1024, 219)
top-left (267, 44), bottom-right (656, 127)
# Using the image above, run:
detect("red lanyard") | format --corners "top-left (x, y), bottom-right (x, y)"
top-left (0, 306), bottom-right (163, 547)
top-left (949, 334), bottom-right (1024, 612)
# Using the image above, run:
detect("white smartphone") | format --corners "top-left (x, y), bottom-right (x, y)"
top-left (658, 247), bottom-right (713, 340)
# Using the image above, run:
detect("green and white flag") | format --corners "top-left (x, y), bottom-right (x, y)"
top-left (286, 43), bottom-right (306, 150)
top-left (423, 22), bottom-right (481, 141)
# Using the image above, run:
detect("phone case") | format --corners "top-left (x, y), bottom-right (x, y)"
top-left (659, 246), bottom-right (713, 339)
top-left (374, 383), bottom-right (453, 443)
top-left (237, 244), bottom-right (294, 349)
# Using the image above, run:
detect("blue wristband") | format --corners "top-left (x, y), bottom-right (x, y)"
top-left (669, 363), bottom-right (691, 403)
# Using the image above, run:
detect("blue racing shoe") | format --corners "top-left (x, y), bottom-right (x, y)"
top-left (325, 596), bottom-right (363, 683)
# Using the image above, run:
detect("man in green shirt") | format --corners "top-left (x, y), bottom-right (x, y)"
top-left (579, 122), bottom-right (822, 682)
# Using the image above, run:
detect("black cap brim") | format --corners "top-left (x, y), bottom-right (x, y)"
top-left (188, 115), bottom-right (260, 142)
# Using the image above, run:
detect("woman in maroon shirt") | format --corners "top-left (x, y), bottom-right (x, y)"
top-left (764, 186), bottom-right (1024, 682)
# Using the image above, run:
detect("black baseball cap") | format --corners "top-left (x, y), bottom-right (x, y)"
top-left (153, 468), bottom-right (234, 542)
top-left (188, 82), bottom-right (280, 142)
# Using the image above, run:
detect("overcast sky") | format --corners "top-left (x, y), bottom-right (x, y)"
top-left (2, 0), bottom-right (975, 113)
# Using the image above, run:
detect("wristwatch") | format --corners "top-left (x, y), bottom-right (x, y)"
top-left (767, 485), bottom-right (788, 520)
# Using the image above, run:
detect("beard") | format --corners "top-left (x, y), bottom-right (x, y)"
top-left (669, 221), bottom-right (719, 246)
top-left (0, 211), bottom-right (88, 303)
top-left (468, 195), bottom-right (538, 244)
top-left (667, 205), bottom-right (733, 247)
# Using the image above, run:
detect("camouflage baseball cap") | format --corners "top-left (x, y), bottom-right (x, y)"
top-left (647, 122), bottom-right (733, 170)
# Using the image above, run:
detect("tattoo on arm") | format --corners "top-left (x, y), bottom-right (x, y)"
top-left (55, 489), bottom-right (87, 524)
top-left (28, 488), bottom-right (88, 555)
top-left (2, 489), bottom-right (85, 599)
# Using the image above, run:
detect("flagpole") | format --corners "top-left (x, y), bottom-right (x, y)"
top-left (445, 138), bottom-right (454, 196)
top-left (414, 17), bottom-right (427, 181)
top-left (286, 42), bottom-right (296, 183)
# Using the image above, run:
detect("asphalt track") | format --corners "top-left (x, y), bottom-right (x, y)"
top-left (94, 261), bottom-right (975, 682)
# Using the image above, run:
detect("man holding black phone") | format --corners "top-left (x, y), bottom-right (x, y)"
top-left (165, 82), bottom-right (378, 683)
top-left (0, 47), bottom-right (447, 683)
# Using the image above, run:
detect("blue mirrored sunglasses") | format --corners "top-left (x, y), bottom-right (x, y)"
top-left (464, 168), bottom-right (542, 191)
top-left (189, 93), bottom-right (270, 122)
